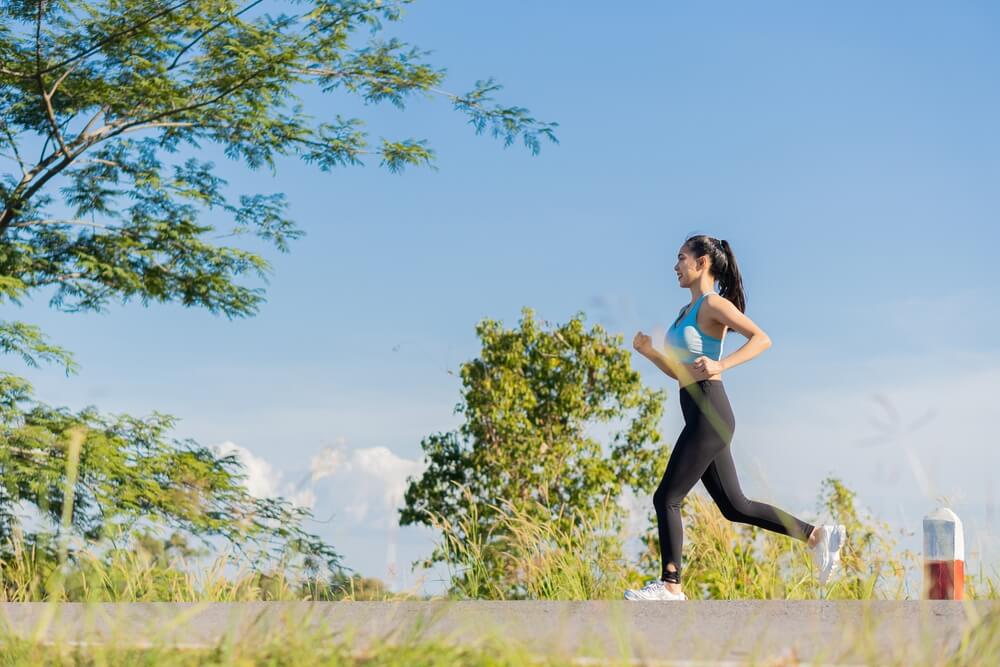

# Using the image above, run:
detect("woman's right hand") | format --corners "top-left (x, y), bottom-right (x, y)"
top-left (632, 331), bottom-right (653, 356)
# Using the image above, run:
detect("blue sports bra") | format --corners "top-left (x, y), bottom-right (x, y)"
top-left (664, 291), bottom-right (725, 363)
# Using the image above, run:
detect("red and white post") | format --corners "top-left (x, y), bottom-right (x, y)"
top-left (923, 507), bottom-right (964, 600)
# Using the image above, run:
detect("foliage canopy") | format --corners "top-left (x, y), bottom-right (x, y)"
top-left (400, 308), bottom-right (667, 596)
top-left (1, 0), bottom-right (556, 584)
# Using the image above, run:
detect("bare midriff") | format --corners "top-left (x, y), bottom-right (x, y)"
top-left (677, 374), bottom-right (723, 391)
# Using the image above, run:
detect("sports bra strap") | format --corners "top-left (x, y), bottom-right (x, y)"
top-left (672, 291), bottom-right (717, 329)
top-left (693, 290), bottom-right (715, 309)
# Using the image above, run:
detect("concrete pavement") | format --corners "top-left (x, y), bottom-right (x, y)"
top-left (0, 600), bottom-right (996, 665)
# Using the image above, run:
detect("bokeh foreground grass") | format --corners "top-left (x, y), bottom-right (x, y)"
top-left (0, 599), bottom-right (996, 666)
top-left (0, 453), bottom-right (996, 665)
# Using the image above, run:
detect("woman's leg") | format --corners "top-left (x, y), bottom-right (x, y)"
top-left (652, 380), bottom-right (735, 585)
top-left (652, 425), bottom-right (717, 583)
top-left (701, 442), bottom-right (815, 541)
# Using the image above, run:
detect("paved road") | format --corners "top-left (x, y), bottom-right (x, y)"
top-left (0, 600), bottom-right (996, 665)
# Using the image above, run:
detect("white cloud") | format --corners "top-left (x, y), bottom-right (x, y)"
top-left (210, 438), bottom-right (432, 592)
top-left (214, 436), bottom-right (427, 524)
top-left (211, 440), bottom-right (316, 509)
top-left (309, 438), bottom-right (427, 528)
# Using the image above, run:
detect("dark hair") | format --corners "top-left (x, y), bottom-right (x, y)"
top-left (682, 234), bottom-right (746, 314)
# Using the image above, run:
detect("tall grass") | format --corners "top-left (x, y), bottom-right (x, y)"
top-left (636, 477), bottom-right (920, 600)
top-left (1, 472), bottom-right (992, 604)
top-left (0, 448), bottom-right (995, 665)
top-left (424, 479), bottom-right (993, 601)
top-left (0, 523), bottom-right (414, 602)
top-left (424, 486), bottom-right (635, 600)
top-left (967, 561), bottom-right (1000, 600)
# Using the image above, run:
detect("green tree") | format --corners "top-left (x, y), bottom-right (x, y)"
top-left (400, 307), bottom-right (667, 597)
top-left (1, 0), bottom-right (556, 590)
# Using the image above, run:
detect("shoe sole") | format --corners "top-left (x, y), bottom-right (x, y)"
top-left (624, 592), bottom-right (686, 601)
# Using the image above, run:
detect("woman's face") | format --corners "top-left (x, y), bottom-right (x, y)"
top-left (674, 246), bottom-right (701, 287)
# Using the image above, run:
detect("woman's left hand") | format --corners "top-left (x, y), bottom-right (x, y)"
top-left (688, 356), bottom-right (723, 380)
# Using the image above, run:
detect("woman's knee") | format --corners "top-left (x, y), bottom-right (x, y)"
top-left (722, 498), bottom-right (753, 523)
top-left (717, 503), bottom-right (745, 522)
top-left (653, 485), bottom-right (684, 513)
top-left (713, 491), bottom-right (753, 522)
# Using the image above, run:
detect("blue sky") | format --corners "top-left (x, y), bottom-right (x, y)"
top-left (9, 1), bottom-right (1000, 594)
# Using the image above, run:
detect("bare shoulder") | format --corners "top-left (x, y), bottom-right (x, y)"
top-left (704, 293), bottom-right (736, 313)
top-left (704, 293), bottom-right (765, 339)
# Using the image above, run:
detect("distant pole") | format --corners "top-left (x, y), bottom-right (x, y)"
top-left (923, 507), bottom-right (964, 600)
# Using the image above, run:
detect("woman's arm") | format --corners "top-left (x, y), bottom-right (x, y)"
top-left (632, 331), bottom-right (688, 381)
top-left (719, 335), bottom-right (771, 372)
top-left (642, 347), bottom-right (680, 380)
top-left (706, 294), bottom-right (772, 372)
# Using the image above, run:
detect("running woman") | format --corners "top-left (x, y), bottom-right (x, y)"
top-left (625, 235), bottom-right (845, 601)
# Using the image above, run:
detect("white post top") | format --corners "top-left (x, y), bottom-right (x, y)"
top-left (924, 507), bottom-right (961, 524)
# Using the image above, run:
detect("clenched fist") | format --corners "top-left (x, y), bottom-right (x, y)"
top-left (632, 331), bottom-right (653, 356)
top-left (689, 355), bottom-right (724, 379)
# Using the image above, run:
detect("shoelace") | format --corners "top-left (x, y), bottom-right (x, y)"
top-left (641, 580), bottom-right (664, 593)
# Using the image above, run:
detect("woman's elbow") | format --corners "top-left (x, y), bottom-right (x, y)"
top-left (757, 333), bottom-right (772, 349)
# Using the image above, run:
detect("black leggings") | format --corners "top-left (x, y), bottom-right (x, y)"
top-left (652, 379), bottom-right (815, 584)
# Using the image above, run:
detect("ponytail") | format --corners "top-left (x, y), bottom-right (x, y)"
top-left (682, 234), bottom-right (747, 314)
top-left (716, 239), bottom-right (746, 314)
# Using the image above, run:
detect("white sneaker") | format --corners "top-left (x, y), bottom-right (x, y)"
top-left (624, 579), bottom-right (687, 601)
top-left (810, 524), bottom-right (846, 585)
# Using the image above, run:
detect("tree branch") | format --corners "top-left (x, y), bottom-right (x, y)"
top-left (10, 218), bottom-right (109, 230)
top-left (47, 58), bottom-right (82, 99)
top-left (0, 150), bottom-right (82, 235)
top-left (166, 0), bottom-right (266, 71)
top-left (77, 104), bottom-right (109, 142)
top-left (38, 0), bottom-right (198, 79)
top-left (35, 0), bottom-right (68, 157)
top-left (115, 121), bottom-right (196, 136)
top-left (2, 104), bottom-right (195, 236)
top-left (91, 66), bottom-right (279, 141)
top-left (0, 121), bottom-right (27, 177)
top-left (38, 78), bottom-right (69, 157)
